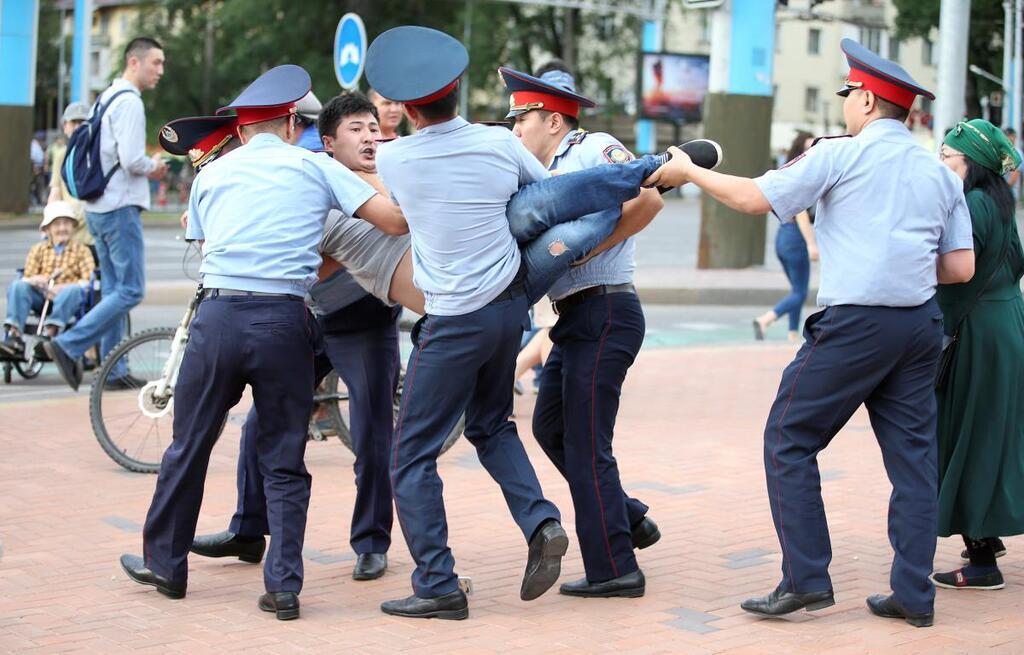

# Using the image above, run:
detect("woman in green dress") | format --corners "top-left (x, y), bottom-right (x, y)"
top-left (933, 119), bottom-right (1024, 590)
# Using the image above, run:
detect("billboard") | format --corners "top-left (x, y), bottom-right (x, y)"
top-left (638, 52), bottom-right (710, 123)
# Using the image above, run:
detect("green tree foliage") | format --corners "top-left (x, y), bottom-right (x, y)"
top-left (893, 0), bottom-right (1008, 122)
top-left (124, 0), bottom-right (639, 140)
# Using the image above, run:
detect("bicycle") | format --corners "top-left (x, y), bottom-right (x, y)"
top-left (89, 284), bottom-right (465, 474)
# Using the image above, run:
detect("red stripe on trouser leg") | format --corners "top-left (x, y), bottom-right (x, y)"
top-left (590, 294), bottom-right (619, 579)
top-left (770, 309), bottom-right (835, 591)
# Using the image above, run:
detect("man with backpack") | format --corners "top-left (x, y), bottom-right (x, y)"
top-left (46, 37), bottom-right (167, 391)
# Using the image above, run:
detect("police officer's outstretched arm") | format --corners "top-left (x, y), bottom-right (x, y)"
top-left (353, 194), bottom-right (409, 236)
top-left (307, 153), bottom-right (408, 236)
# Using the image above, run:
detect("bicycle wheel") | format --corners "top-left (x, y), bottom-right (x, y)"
top-left (89, 328), bottom-right (176, 474)
top-left (310, 371), bottom-right (351, 446)
top-left (392, 368), bottom-right (464, 455)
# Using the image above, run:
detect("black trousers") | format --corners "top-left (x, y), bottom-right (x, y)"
top-left (532, 291), bottom-right (649, 583)
top-left (142, 296), bottom-right (315, 592)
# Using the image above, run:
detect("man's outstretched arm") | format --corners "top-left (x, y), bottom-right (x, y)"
top-left (644, 146), bottom-right (771, 215)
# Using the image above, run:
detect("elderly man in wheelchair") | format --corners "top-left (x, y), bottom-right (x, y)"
top-left (1, 202), bottom-right (95, 378)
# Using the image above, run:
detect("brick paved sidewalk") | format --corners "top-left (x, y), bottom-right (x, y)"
top-left (1, 344), bottom-right (1021, 654)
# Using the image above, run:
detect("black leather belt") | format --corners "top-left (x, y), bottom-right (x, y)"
top-left (488, 261), bottom-right (527, 305)
top-left (552, 283), bottom-right (636, 315)
top-left (202, 288), bottom-right (303, 301)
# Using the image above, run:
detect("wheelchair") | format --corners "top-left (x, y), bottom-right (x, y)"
top-left (1, 264), bottom-right (130, 384)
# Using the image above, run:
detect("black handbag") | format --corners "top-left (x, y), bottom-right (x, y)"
top-left (935, 223), bottom-right (1012, 389)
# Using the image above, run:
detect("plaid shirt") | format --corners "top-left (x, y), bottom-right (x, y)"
top-left (23, 239), bottom-right (95, 285)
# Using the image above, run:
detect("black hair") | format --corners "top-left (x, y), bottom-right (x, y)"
top-left (1005, 127), bottom-right (1017, 137)
top-left (534, 59), bottom-right (571, 78)
top-left (413, 84), bottom-right (460, 121)
top-left (124, 37), bottom-right (163, 63)
top-left (786, 130), bottom-right (814, 164)
top-left (964, 157), bottom-right (1016, 225)
top-left (318, 92), bottom-right (380, 139)
top-left (875, 95), bottom-right (910, 123)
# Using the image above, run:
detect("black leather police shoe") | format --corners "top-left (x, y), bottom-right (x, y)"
top-left (380, 589), bottom-right (468, 620)
top-left (520, 519), bottom-right (569, 601)
top-left (866, 593), bottom-right (934, 627)
top-left (631, 517), bottom-right (661, 550)
top-left (560, 569), bottom-right (646, 598)
top-left (119, 554), bottom-right (186, 599)
top-left (740, 582), bottom-right (834, 617)
top-left (353, 553), bottom-right (387, 581)
top-left (43, 340), bottom-right (82, 391)
top-left (190, 530), bottom-right (266, 563)
top-left (259, 591), bottom-right (300, 620)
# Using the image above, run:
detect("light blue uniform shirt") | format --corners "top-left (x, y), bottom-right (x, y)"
top-left (546, 129), bottom-right (637, 301)
top-left (754, 119), bottom-right (974, 307)
top-left (186, 134), bottom-right (377, 296)
top-left (376, 116), bottom-right (549, 316)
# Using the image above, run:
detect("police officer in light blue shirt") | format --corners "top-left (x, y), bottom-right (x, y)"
top-left (365, 25), bottom-right (569, 621)
top-left (649, 39), bottom-right (976, 628)
top-left (119, 65), bottom-right (408, 621)
top-left (501, 62), bottom-right (664, 599)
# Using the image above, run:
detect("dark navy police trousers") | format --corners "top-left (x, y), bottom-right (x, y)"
top-left (229, 313), bottom-right (400, 556)
top-left (142, 295), bottom-right (315, 593)
top-left (392, 292), bottom-right (560, 598)
top-left (764, 299), bottom-right (943, 615)
top-left (533, 291), bottom-right (649, 583)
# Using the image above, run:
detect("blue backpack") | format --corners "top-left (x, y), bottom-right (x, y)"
top-left (61, 89), bottom-right (135, 201)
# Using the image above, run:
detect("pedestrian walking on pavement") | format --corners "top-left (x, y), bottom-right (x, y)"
top-left (45, 37), bottom-right (168, 391)
top-left (754, 131), bottom-right (819, 342)
top-left (646, 38), bottom-right (976, 628)
top-left (931, 119), bottom-right (1024, 592)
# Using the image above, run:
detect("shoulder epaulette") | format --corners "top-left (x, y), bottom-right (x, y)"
top-left (568, 129), bottom-right (588, 146)
top-left (811, 134), bottom-right (852, 147)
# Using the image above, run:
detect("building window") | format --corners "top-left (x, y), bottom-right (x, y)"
top-left (923, 39), bottom-right (935, 66)
top-left (888, 37), bottom-right (900, 62)
top-left (808, 28), bottom-right (821, 55)
top-left (860, 27), bottom-right (882, 54)
top-left (805, 86), bottom-right (820, 113)
top-left (699, 11), bottom-right (710, 45)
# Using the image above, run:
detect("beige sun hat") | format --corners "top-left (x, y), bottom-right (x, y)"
top-left (40, 201), bottom-right (80, 230)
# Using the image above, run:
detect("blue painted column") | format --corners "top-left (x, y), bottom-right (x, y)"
top-left (635, 20), bottom-right (662, 154)
top-left (71, 0), bottom-right (92, 103)
top-left (0, 0), bottom-right (40, 106)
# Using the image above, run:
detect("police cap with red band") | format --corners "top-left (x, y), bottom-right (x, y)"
top-left (836, 38), bottom-right (934, 110)
top-left (217, 64), bottom-right (311, 126)
top-left (159, 115), bottom-right (237, 169)
top-left (499, 66), bottom-right (597, 119)
top-left (365, 26), bottom-right (469, 105)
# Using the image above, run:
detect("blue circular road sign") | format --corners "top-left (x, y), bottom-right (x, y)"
top-left (334, 13), bottom-right (366, 90)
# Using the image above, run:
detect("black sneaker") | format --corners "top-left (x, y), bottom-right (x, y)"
top-left (651, 139), bottom-right (724, 194)
top-left (0, 335), bottom-right (25, 359)
top-left (931, 567), bottom-right (1005, 590)
top-left (961, 538), bottom-right (1006, 563)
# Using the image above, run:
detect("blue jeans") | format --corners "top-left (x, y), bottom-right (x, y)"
top-left (772, 222), bottom-right (810, 332)
top-left (56, 206), bottom-right (145, 369)
top-left (507, 155), bottom-right (662, 304)
top-left (5, 280), bottom-right (84, 332)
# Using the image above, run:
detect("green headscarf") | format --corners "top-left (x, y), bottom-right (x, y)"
top-left (943, 118), bottom-right (1022, 175)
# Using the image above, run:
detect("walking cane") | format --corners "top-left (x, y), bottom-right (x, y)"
top-left (35, 269), bottom-right (62, 338)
